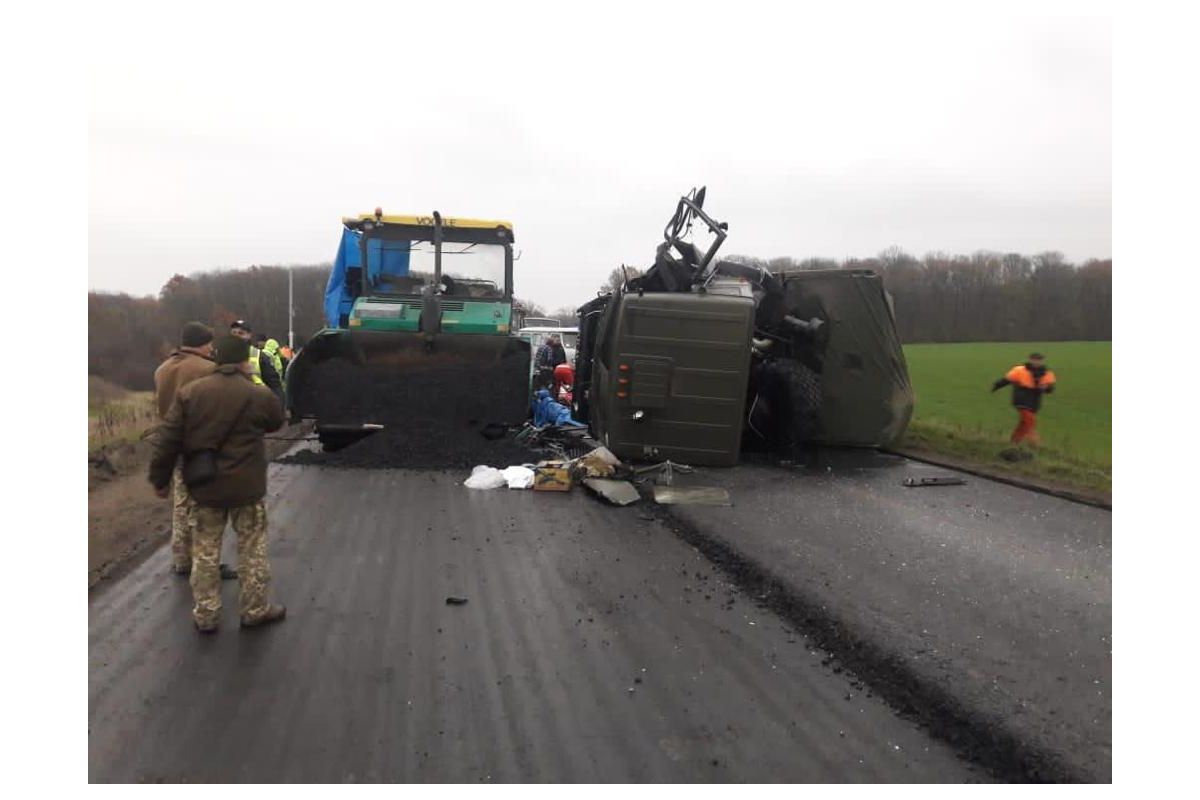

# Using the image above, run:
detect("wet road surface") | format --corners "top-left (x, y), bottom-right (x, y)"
top-left (666, 452), bottom-right (1111, 781)
top-left (89, 462), bottom-right (982, 783)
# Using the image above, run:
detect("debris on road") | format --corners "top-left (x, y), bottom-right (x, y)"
top-left (464, 466), bottom-right (508, 490)
top-left (582, 478), bottom-right (641, 506)
top-left (514, 423), bottom-right (593, 461)
top-left (501, 465), bottom-right (536, 489)
top-left (652, 486), bottom-right (732, 506)
top-left (633, 460), bottom-right (694, 486)
top-left (445, 596), bottom-right (469, 606)
top-left (577, 446), bottom-right (620, 478)
top-left (902, 476), bottom-right (967, 488)
top-left (533, 463), bottom-right (573, 492)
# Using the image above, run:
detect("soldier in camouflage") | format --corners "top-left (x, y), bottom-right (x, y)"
top-left (150, 335), bottom-right (287, 633)
top-left (189, 503), bottom-right (272, 629)
top-left (152, 321), bottom-right (234, 580)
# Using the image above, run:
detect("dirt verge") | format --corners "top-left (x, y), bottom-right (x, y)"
top-left (88, 423), bottom-right (313, 589)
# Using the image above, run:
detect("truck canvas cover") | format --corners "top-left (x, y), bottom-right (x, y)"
top-left (778, 269), bottom-right (913, 447)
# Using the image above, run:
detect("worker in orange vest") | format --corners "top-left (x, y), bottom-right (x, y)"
top-left (991, 352), bottom-right (1057, 446)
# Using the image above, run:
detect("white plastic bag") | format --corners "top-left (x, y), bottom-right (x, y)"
top-left (464, 465), bottom-right (507, 490)
top-left (501, 465), bottom-right (535, 489)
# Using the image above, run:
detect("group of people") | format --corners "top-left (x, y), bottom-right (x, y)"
top-left (233, 320), bottom-right (292, 402)
top-left (145, 316), bottom-right (1054, 634)
top-left (533, 333), bottom-right (571, 393)
top-left (149, 319), bottom-right (290, 633)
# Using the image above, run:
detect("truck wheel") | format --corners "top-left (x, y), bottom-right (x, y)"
top-left (753, 359), bottom-right (822, 452)
top-left (784, 360), bottom-right (822, 441)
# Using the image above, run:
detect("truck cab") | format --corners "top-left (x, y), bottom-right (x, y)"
top-left (587, 291), bottom-right (754, 466)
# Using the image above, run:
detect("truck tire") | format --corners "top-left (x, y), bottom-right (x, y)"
top-left (750, 359), bottom-right (822, 453)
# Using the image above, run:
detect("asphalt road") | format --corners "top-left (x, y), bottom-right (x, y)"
top-left (89, 461), bottom-right (981, 783)
top-left (666, 451), bottom-right (1111, 781)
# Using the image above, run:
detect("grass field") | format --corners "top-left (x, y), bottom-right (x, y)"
top-left (899, 341), bottom-right (1111, 494)
top-left (88, 376), bottom-right (157, 453)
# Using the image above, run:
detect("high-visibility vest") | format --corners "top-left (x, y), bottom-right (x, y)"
top-left (266, 348), bottom-right (283, 380)
top-left (247, 346), bottom-right (265, 386)
top-left (1004, 364), bottom-right (1056, 390)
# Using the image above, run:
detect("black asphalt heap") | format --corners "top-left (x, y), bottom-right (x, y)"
top-left (283, 357), bottom-right (537, 469)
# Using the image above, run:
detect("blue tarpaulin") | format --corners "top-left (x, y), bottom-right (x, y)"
top-left (532, 388), bottom-right (583, 428)
top-left (323, 228), bottom-right (414, 328)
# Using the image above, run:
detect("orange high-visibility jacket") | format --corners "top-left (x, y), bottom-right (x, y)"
top-left (994, 364), bottom-right (1056, 411)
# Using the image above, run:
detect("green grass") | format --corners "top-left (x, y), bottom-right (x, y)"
top-left (899, 342), bottom-right (1111, 494)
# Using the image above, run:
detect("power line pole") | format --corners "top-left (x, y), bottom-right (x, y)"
top-left (288, 266), bottom-right (294, 351)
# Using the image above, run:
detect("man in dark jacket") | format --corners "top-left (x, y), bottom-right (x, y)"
top-left (229, 319), bottom-right (284, 400)
top-left (150, 335), bottom-right (287, 632)
top-left (991, 352), bottom-right (1057, 447)
top-left (153, 322), bottom-right (233, 579)
top-left (533, 334), bottom-right (567, 389)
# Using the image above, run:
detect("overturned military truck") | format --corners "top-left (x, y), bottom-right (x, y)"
top-left (573, 187), bottom-right (913, 466)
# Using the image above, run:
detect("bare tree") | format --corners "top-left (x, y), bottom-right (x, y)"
top-left (550, 305), bottom-right (578, 325)
top-left (89, 249), bottom-right (1114, 390)
top-left (599, 266), bottom-right (644, 293)
top-left (514, 297), bottom-right (546, 318)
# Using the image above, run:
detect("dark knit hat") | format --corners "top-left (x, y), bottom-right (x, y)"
top-left (181, 321), bottom-right (214, 348)
top-left (214, 335), bottom-right (250, 365)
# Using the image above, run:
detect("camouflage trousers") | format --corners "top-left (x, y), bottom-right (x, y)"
top-left (170, 465), bottom-right (195, 571)
top-left (190, 501), bottom-right (273, 627)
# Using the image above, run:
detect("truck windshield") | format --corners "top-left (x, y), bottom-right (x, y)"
top-left (372, 240), bottom-right (507, 299)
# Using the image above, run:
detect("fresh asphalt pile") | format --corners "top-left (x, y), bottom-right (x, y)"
top-left (281, 356), bottom-right (539, 470)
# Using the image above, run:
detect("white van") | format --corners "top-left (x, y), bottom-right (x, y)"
top-left (518, 325), bottom-right (580, 378)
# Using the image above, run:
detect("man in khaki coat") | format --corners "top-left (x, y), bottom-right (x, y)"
top-left (150, 335), bottom-right (287, 633)
top-left (153, 321), bottom-right (235, 578)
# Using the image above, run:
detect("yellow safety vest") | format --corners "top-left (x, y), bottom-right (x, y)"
top-left (247, 345), bottom-right (265, 386)
top-left (266, 348), bottom-right (283, 380)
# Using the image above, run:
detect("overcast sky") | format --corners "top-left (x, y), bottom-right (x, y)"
top-left (89, 1), bottom-right (1110, 312)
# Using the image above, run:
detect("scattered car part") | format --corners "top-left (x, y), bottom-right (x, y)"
top-left (582, 478), bottom-right (641, 506)
top-left (903, 476), bottom-right (967, 488)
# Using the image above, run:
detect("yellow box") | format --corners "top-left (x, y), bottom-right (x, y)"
top-left (533, 465), bottom-right (572, 492)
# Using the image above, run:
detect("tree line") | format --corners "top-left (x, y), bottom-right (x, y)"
top-left (90, 265), bottom-right (331, 390)
top-left (725, 248), bottom-right (1111, 343)
top-left (89, 248), bottom-right (1110, 390)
